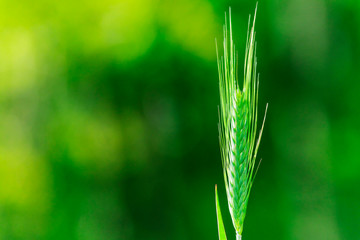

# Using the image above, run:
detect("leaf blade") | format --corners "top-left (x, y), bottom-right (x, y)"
top-left (215, 185), bottom-right (227, 240)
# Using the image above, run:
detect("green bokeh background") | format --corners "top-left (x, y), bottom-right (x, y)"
top-left (0, 0), bottom-right (359, 239)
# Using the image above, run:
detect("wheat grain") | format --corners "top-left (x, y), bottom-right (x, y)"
top-left (216, 4), bottom-right (267, 239)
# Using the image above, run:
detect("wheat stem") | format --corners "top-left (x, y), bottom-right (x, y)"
top-left (236, 233), bottom-right (242, 240)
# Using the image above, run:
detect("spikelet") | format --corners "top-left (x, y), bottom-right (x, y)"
top-left (216, 5), bottom-right (267, 239)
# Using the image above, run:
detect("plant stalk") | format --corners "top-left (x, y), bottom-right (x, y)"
top-left (236, 233), bottom-right (242, 240)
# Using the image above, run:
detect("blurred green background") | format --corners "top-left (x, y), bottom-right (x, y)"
top-left (0, 0), bottom-right (359, 239)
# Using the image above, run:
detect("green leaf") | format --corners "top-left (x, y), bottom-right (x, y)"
top-left (215, 185), bottom-right (227, 240)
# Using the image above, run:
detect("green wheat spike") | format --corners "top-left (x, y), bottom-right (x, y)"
top-left (215, 4), bottom-right (268, 240)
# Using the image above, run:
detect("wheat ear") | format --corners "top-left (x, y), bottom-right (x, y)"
top-left (215, 4), bottom-right (268, 240)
